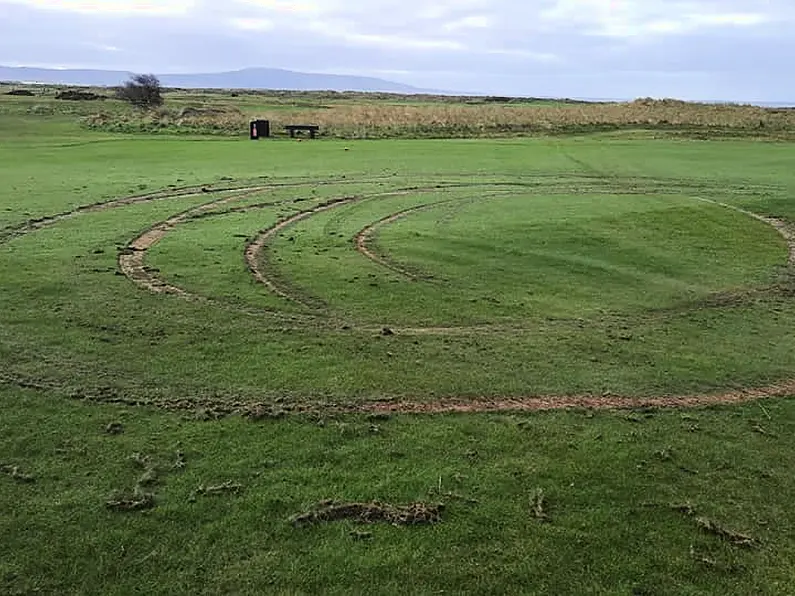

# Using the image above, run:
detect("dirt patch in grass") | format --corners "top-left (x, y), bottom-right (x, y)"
top-left (1, 464), bottom-right (35, 483)
top-left (244, 196), bottom-right (358, 308)
top-left (290, 500), bottom-right (443, 527)
top-left (118, 188), bottom-right (260, 296)
top-left (194, 481), bottom-right (243, 497)
top-left (106, 489), bottom-right (156, 512)
top-left (695, 517), bottom-right (758, 549)
top-left (2, 370), bottom-right (795, 416)
top-left (359, 378), bottom-right (795, 414)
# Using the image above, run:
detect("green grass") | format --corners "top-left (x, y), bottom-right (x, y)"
top-left (275, 189), bottom-right (783, 322)
top-left (1, 136), bottom-right (794, 400)
top-left (1, 100), bottom-right (795, 594)
top-left (3, 388), bottom-right (795, 595)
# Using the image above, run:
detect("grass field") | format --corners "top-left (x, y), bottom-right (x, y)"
top-left (2, 88), bottom-right (795, 594)
top-left (3, 82), bottom-right (795, 139)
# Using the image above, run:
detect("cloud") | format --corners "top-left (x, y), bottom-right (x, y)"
top-left (0, 0), bottom-right (793, 101)
top-left (228, 17), bottom-right (274, 32)
top-left (234, 0), bottom-right (326, 16)
top-left (540, 0), bottom-right (774, 37)
top-left (1, 0), bottom-right (194, 15)
top-left (443, 15), bottom-right (492, 32)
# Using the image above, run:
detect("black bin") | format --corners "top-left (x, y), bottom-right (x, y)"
top-left (250, 120), bottom-right (270, 140)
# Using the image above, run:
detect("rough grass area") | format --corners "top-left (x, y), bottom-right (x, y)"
top-left (2, 388), bottom-right (795, 594)
top-left (80, 98), bottom-right (795, 139)
top-left (1, 129), bottom-right (794, 405)
top-left (2, 82), bottom-right (794, 139)
top-left (1, 89), bottom-right (795, 594)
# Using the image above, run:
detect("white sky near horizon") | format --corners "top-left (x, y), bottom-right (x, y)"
top-left (0, 0), bottom-right (793, 100)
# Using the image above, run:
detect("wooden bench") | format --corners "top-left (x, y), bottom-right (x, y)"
top-left (285, 124), bottom-right (319, 139)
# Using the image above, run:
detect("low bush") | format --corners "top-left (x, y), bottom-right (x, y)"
top-left (55, 89), bottom-right (105, 101)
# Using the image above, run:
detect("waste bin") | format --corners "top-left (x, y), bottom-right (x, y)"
top-left (250, 120), bottom-right (270, 140)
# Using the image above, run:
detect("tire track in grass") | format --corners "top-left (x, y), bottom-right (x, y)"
top-left (2, 371), bottom-right (794, 415)
top-left (119, 188), bottom-right (266, 297)
top-left (356, 379), bottom-right (795, 414)
top-left (3, 177), bottom-right (794, 410)
top-left (354, 201), bottom-right (455, 281)
top-left (694, 197), bottom-right (795, 266)
top-left (243, 186), bottom-right (472, 305)
top-left (112, 182), bottom-right (795, 330)
top-left (244, 197), bottom-right (360, 308)
top-left (0, 184), bottom-right (230, 245)
top-left (353, 190), bottom-right (525, 282)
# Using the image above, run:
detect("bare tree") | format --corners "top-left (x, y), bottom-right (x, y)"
top-left (116, 74), bottom-right (163, 109)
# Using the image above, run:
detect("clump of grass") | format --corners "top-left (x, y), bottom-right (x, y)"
top-left (291, 500), bottom-right (444, 527)
top-left (106, 488), bottom-right (156, 512)
top-left (194, 481), bottom-right (243, 497)
top-left (665, 502), bottom-right (759, 549)
top-left (105, 421), bottom-right (124, 435)
top-left (695, 517), bottom-right (758, 549)
top-left (1, 464), bottom-right (35, 483)
top-left (78, 97), bottom-right (795, 139)
top-left (106, 451), bottom-right (182, 512)
top-left (530, 488), bottom-right (550, 522)
top-left (172, 450), bottom-right (187, 471)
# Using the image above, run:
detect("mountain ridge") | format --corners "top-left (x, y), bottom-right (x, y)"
top-left (0, 65), bottom-right (429, 93)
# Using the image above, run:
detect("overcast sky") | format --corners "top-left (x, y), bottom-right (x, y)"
top-left (0, 0), bottom-right (792, 101)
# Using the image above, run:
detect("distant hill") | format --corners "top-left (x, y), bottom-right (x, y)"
top-left (0, 65), bottom-right (428, 93)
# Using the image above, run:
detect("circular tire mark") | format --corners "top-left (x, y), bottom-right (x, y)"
top-left (2, 176), bottom-right (794, 413)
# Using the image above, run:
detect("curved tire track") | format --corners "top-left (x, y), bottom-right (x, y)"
top-left (2, 371), bottom-right (794, 415)
top-left (244, 197), bottom-right (360, 308)
top-left (119, 187), bottom-right (265, 297)
top-left (2, 177), bottom-right (794, 414)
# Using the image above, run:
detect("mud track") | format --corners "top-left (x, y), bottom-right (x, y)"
top-left (359, 379), bottom-right (795, 414)
top-left (0, 184), bottom-right (252, 246)
top-left (1, 371), bottom-right (794, 415)
top-left (354, 202), bottom-right (449, 281)
top-left (119, 188), bottom-right (264, 296)
top-left (243, 186), bottom-right (466, 306)
top-left (2, 178), bottom-right (795, 414)
top-left (353, 190), bottom-right (520, 281)
top-left (244, 197), bottom-right (359, 307)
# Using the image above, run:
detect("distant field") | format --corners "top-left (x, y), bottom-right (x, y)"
top-left (2, 90), bottom-right (795, 594)
top-left (3, 82), bottom-right (795, 138)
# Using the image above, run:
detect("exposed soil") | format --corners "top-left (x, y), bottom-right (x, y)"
top-left (244, 197), bottom-right (358, 307)
top-left (119, 188), bottom-right (261, 296)
top-left (355, 379), bottom-right (795, 414)
top-left (106, 491), bottom-right (155, 512)
top-left (2, 178), bottom-right (794, 415)
top-left (2, 370), bottom-right (794, 416)
top-left (290, 500), bottom-right (443, 526)
top-left (354, 202), bottom-right (443, 280)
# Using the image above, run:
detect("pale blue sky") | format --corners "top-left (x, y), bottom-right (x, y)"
top-left (0, 0), bottom-right (792, 101)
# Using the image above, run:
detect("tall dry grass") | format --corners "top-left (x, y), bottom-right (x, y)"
top-left (256, 100), bottom-right (795, 138)
top-left (83, 99), bottom-right (795, 138)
